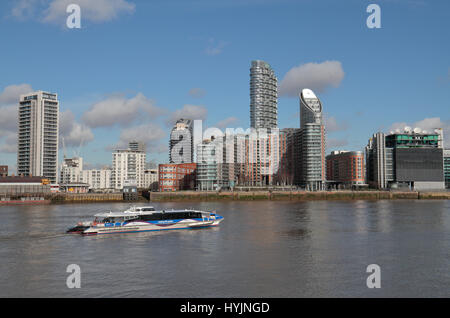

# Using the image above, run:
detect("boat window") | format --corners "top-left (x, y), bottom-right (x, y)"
top-left (141, 207), bottom-right (155, 211)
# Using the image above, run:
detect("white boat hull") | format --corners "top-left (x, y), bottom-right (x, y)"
top-left (82, 218), bottom-right (223, 235)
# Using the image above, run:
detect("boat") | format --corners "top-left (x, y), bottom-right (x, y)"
top-left (67, 205), bottom-right (224, 235)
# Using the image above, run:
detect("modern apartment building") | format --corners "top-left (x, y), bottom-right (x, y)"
top-left (158, 163), bottom-right (196, 191)
top-left (111, 149), bottom-right (146, 190)
top-left (366, 128), bottom-right (444, 190)
top-left (326, 151), bottom-right (365, 188)
top-left (60, 157), bottom-right (83, 184)
top-left (250, 60), bottom-right (278, 129)
top-left (297, 89), bottom-right (326, 191)
top-left (17, 91), bottom-right (59, 183)
top-left (196, 137), bottom-right (233, 191)
top-left (443, 149), bottom-right (450, 189)
top-left (144, 168), bottom-right (159, 191)
top-left (169, 119), bottom-right (193, 164)
top-left (80, 169), bottom-right (112, 190)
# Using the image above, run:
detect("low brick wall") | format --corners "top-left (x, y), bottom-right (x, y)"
top-left (147, 190), bottom-right (448, 202)
top-left (50, 193), bottom-right (123, 203)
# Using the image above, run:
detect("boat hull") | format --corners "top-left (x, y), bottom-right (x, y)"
top-left (80, 218), bottom-right (223, 235)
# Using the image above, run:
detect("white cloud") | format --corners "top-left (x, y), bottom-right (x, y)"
top-left (82, 93), bottom-right (165, 128)
top-left (215, 117), bottom-right (239, 129)
top-left (0, 84), bottom-right (34, 155)
top-left (60, 110), bottom-right (94, 148)
top-left (279, 61), bottom-right (345, 97)
top-left (0, 84), bottom-right (33, 106)
top-left (388, 117), bottom-right (450, 147)
top-left (324, 115), bottom-right (349, 133)
top-left (11, 0), bottom-right (135, 24)
top-left (108, 123), bottom-right (167, 154)
top-left (166, 104), bottom-right (208, 126)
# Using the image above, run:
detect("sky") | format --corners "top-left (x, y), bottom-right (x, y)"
top-left (0, 0), bottom-right (449, 173)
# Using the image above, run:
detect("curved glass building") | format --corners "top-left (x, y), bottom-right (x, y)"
top-left (298, 89), bottom-right (326, 191)
top-left (169, 119), bottom-right (193, 164)
top-left (250, 60), bottom-right (278, 129)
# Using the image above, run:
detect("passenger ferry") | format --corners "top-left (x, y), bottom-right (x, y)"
top-left (67, 206), bottom-right (224, 235)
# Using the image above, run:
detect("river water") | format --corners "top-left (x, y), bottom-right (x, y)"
top-left (0, 200), bottom-right (449, 297)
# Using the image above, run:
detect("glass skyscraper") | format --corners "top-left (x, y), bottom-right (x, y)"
top-left (250, 60), bottom-right (278, 129)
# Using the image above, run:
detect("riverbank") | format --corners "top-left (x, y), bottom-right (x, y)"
top-left (3, 191), bottom-right (448, 205)
top-left (148, 190), bottom-right (450, 202)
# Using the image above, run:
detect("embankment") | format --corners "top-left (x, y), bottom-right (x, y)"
top-left (148, 190), bottom-right (450, 202)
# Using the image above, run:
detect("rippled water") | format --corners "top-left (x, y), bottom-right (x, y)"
top-left (0, 200), bottom-right (449, 297)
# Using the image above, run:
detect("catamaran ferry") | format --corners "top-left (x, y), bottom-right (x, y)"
top-left (67, 206), bottom-right (224, 235)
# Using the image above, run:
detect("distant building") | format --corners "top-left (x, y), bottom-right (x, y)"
top-left (60, 157), bottom-right (83, 184)
top-left (159, 163), bottom-right (196, 191)
top-left (0, 176), bottom-right (51, 195)
top-left (0, 166), bottom-right (7, 176)
top-left (17, 91), bottom-right (59, 183)
top-left (444, 149), bottom-right (450, 189)
top-left (169, 119), bottom-right (193, 164)
top-left (326, 151), bottom-right (365, 188)
top-left (59, 183), bottom-right (89, 193)
top-left (366, 128), bottom-right (444, 190)
top-left (123, 179), bottom-right (138, 200)
top-left (128, 140), bottom-right (146, 152)
top-left (144, 168), bottom-right (159, 191)
top-left (196, 137), bottom-right (231, 191)
top-left (250, 60), bottom-right (278, 129)
top-left (80, 169), bottom-right (112, 191)
top-left (112, 148), bottom-right (146, 190)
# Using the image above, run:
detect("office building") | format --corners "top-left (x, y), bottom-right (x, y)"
top-left (17, 91), bottom-right (59, 183)
top-left (366, 128), bottom-right (444, 190)
top-left (169, 119), bottom-right (193, 164)
top-left (250, 60), bottom-right (278, 129)
top-left (326, 151), bottom-right (365, 188)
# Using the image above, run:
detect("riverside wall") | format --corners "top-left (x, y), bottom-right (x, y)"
top-left (148, 190), bottom-right (450, 202)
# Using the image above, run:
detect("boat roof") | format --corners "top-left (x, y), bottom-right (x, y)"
top-left (94, 208), bottom-right (211, 218)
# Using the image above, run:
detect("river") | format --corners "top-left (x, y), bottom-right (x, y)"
top-left (0, 200), bottom-right (449, 297)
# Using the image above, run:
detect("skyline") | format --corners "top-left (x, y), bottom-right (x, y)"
top-left (0, 0), bottom-right (449, 174)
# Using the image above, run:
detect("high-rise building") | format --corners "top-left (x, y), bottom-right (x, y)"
top-left (169, 119), bottom-right (193, 164)
top-left (111, 149), bottom-right (146, 189)
top-left (366, 128), bottom-right (444, 190)
top-left (250, 60), bottom-right (278, 129)
top-left (17, 91), bottom-right (59, 183)
top-left (298, 89), bottom-right (326, 191)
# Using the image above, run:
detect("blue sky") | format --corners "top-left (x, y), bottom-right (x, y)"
top-left (0, 0), bottom-right (449, 172)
